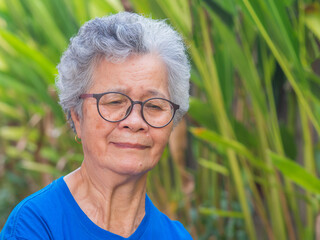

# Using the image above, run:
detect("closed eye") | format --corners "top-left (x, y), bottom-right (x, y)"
top-left (108, 100), bottom-right (123, 104)
top-left (145, 103), bottom-right (164, 111)
top-left (100, 99), bottom-right (127, 105)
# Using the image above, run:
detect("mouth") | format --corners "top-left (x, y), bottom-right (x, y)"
top-left (111, 142), bottom-right (150, 150)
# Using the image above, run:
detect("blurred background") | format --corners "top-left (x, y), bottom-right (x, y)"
top-left (0, 0), bottom-right (319, 239)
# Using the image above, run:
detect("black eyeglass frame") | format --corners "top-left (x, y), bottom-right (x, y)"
top-left (79, 91), bottom-right (180, 128)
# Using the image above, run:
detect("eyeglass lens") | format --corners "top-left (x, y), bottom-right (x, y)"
top-left (98, 93), bottom-right (174, 127)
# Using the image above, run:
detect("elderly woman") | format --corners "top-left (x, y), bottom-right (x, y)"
top-left (0, 12), bottom-right (192, 240)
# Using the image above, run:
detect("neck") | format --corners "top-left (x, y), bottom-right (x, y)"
top-left (64, 162), bottom-right (148, 237)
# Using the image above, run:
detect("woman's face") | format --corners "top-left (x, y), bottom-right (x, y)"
top-left (72, 54), bottom-right (173, 177)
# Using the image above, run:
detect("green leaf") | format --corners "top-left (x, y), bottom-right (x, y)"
top-left (198, 158), bottom-right (229, 176)
top-left (279, 124), bottom-right (297, 160)
top-left (305, 3), bottom-right (320, 41)
top-left (91, 0), bottom-right (124, 14)
top-left (0, 72), bottom-right (35, 95)
top-left (19, 160), bottom-right (60, 176)
top-left (155, 0), bottom-right (191, 36)
top-left (130, 0), bottom-right (151, 13)
top-left (205, 0), bottom-right (234, 27)
top-left (199, 207), bottom-right (244, 218)
top-left (188, 97), bottom-right (217, 130)
top-left (0, 102), bottom-right (23, 119)
top-left (0, 29), bottom-right (56, 83)
top-left (269, 151), bottom-right (320, 194)
top-left (191, 127), bottom-right (271, 171)
top-left (27, 0), bottom-right (68, 51)
top-left (205, 5), bottom-right (268, 116)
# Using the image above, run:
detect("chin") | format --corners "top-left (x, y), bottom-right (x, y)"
top-left (114, 164), bottom-right (151, 177)
top-left (110, 156), bottom-right (155, 176)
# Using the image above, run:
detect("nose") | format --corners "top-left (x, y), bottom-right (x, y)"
top-left (118, 101), bottom-right (148, 131)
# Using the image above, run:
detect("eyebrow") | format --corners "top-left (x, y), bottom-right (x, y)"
top-left (145, 89), bottom-right (167, 98)
top-left (105, 87), bottom-right (127, 93)
top-left (103, 88), bottom-right (168, 99)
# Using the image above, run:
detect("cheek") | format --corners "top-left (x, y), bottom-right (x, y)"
top-left (95, 119), bottom-right (106, 131)
top-left (152, 129), bottom-right (172, 156)
top-left (82, 106), bottom-right (109, 132)
top-left (80, 108), bottom-right (114, 152)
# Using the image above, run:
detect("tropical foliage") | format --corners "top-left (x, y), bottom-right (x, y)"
top-left (0, 0), bottom-right (319, 239)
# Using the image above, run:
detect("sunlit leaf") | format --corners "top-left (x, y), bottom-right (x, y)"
top-left (19, 160), bottom-right (60, 176)
top-left (305, 3), bottom-right (320, 41)
top-left (199, 207), bottom-right (244, 218)
top-left (191, 127), bottom-right (271, 171)
top-left (198, 158), bottom-right (229, 176)
top-left (0, 29), bottom-right (56, 82)
top-left (269, 151), bottom-right (320, 195)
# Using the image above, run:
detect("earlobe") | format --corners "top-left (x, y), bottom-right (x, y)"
top-left (70, 109), bottom-right (81, 138)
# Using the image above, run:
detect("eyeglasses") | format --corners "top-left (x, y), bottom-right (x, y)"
top-left (79, 92), bottom-right (179, 128)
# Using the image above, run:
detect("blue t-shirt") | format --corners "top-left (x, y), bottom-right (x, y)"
top-left (0, 177), bottom-right (192, 240)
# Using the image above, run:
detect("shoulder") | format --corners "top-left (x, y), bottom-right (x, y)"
top-left (145, 196), bottom-right (193, 239)
top-left (0, 178), bottom-right (63, 240)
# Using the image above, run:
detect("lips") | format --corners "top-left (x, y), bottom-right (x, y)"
top-left (111, 142), bottom-right (150, 149)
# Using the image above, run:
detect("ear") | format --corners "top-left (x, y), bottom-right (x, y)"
top-left (70, 109), bottom-right (82, 138)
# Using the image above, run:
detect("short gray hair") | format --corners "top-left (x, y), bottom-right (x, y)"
top-left (56, 12), bottom-right (190, 132)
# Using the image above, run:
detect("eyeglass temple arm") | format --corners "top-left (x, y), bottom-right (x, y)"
top-left (79, 94), bottom-right (94, 99)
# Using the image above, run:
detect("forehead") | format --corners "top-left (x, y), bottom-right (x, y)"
top-left (90, 54), bottom-right (169, 98)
